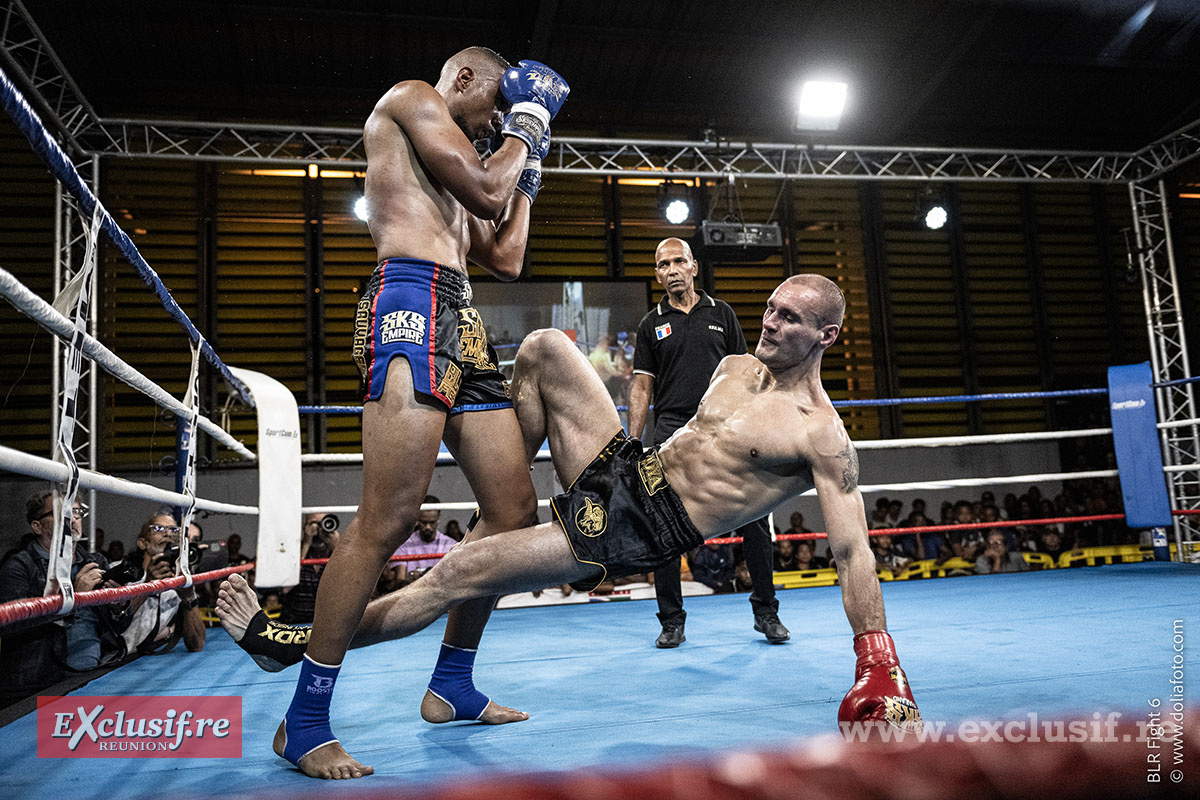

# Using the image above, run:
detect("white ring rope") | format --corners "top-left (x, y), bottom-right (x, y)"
top-left (301, 449), bottom-right (554, 466)
top-left (301, 429), bottom-right (1113, 468)
top-left (303, 500), bottom-right (552, 515)
top-left (0, 445), bottom-right (257, 515)
top-left (1157, 417), bottom-right (1200, 431)
top-left (0, 265), bottom-right (256, 461)
top-left (851, 468), bottom-right (1117, 495)
top-left (300, 469), bottom-right (1118, 517)
top-left (853, 427), bottom-right (1112, 449)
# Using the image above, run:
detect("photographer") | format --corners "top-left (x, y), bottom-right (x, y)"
top-left (116, 512), bottom-right (206, 655)
top-left (0, 491), bottom-right (122, 707)
top-left (279, 512), bottom-right (340, 624)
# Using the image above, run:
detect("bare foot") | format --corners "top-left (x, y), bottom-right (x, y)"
top-left (420, 689), bottom-right (529, 724)
top-left (274, 720), bottom-right (374, 779)
top-left (217, 572), bottom-right (306, 672)
top-left (215, 572), bottom-right (259, 642)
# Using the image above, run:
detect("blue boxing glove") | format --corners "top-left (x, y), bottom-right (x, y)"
top-left (516, 127), bottom-right (550, 204)
top-left (500, 60), bottom-right (569, 153)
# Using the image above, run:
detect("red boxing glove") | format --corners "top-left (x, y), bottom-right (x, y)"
top-left (838, 630), bottom-right (922, 734)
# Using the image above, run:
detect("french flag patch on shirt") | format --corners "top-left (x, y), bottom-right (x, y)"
top-left (655, 323), bottom-right (672, 340)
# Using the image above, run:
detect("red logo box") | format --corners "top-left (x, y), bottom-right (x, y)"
top-left (37, 695), bottom-right (242, 758)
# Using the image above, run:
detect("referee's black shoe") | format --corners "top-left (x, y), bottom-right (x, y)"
top-left (655, 622), bottom-right (685, 648)
top-left (754, 612), bottom-right (790, 644)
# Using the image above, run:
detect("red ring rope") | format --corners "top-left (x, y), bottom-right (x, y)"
top-left (2, 508), bottom-right (1193, 628)
top-left (0, 562), bottom-right (253, 628)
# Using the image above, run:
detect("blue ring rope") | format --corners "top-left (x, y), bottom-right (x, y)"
top-left (299, 387), bottom-right (1110, 415)
top-left (832, 387), bottom-right (1108, 408)
top-left (1153, 375), bottom-right (1200, 389)
top-left (0, 65), bottom-right (252, 406)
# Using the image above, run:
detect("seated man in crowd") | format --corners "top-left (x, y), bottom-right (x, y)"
top-left (118, 512), bottom-right (206, 655)
top-left (975, 531), bottom-right (1030, 575)
top-left (795, 540), bottom-right (828, 570)
top-left (226, 533), bottom-right (251, 566)
top-left (0, 491), bottom-right (121, 707)
top-left (871, 534), bottom-right (911, 578)
top-left (216, 275), bottom-right (922, 779)
top-left (690, 542), bottom-right (735, 593)
top-left (390, 497), bottom-right (456, 587)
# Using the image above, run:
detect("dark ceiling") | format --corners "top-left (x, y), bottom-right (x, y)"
top-left (28, 0), bottom-right (1200, 152)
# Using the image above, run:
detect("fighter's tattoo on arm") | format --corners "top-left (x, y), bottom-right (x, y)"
top-left (838, 442), bottom-right (860, 493)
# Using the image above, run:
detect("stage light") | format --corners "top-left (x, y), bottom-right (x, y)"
top-left (664, 199), bottom-right (690, 225)
top-left (924, 204), bottom-right (948, 230)
top-left (915, 188), bottom-right (949, 231)
top-left (657, 181), bottom-right (693, 225)
top-left (354, 196), bottom-right (367, 221)
top-left (795, 80), bottom-right (847, 131)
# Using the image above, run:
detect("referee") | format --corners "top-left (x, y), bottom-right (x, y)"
top-left (627, 237), bottom-right (789, 648)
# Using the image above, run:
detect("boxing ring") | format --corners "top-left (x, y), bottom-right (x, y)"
top-left (2, 26), bottom-right (1200, 800)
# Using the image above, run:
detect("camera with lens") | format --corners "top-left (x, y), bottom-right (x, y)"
top-left (101, 559), bottom-right (145, 586)
top-left (157, 542), bottom-right (206, 573)
top-left (306, 514), bottom-right (339, 559)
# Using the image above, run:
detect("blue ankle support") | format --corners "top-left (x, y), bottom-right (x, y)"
top-left (281, 654), bottom-right (341, 765)
top-left (427, 642), bottom-right (489, 721)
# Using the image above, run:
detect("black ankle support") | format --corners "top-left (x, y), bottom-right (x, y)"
top-left (236, 611), bottom-right (311, 672)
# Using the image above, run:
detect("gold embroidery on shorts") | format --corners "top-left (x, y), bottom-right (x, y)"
top-left (575, 498), bottom-right (608, 537)
top-left (457, 308), bottom-right (496, 370)
top-left (438, 362), bottom-right (462, 404)
top-left (352, 295), bottom-right (371, 378)
top-left (638, 451), bottom-right (666, 496)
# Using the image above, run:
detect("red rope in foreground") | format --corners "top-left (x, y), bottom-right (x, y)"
top-left (0, 562), bottom-right (254, 628)
top-left (288, 710), bottom-right (1197, 800)
top-left (709, 509), bottom-right (1195, 545)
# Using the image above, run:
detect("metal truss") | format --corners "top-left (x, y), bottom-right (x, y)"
top-left (89, 117), bottom-right (366, 166)
top-left (1129, 179), bottom-right (1200, 558)
top-left (5, 0), bottom-right (1200, 182)
top-left (0, 0), bottom-right (103, 151)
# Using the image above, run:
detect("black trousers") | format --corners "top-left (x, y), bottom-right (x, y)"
top-left (654, 514), bottom-right (778, 625)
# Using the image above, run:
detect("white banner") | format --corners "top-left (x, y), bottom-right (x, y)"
top-left (228, 367), bottom-right (302, 587)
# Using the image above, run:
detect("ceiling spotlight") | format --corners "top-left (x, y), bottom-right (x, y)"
top-left (795, 80), bottom-right (847, 132)
top-left (924, 204), bottom-right (948, 230)
top-left (657, 180), bottom-right (693, 225)
top-left (354, 196), bottom-right (368, 221)
top-left (664, 199), bottom-right (690, 225)
top-left (915, 188), bottom-right (949, 231)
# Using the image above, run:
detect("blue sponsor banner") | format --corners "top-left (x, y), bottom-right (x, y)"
top-left (1107, 362), bottom-right (1172, 529)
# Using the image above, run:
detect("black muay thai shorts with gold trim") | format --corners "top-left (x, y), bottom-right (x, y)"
top-left (353, 258), bottom-right (511, 414)
top-left (549, 432), bottom-right (706, 592)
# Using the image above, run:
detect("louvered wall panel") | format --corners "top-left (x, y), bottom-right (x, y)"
top-left (319, 177), bottom-right (374, 452)
top-left (526, 175), bottom-right (609, 280)
top-left (215, 171), bottom-right (307, 455)
top-left (0, 120), bottom-right (56, 459)
top-left (957, 183), bottom-right (1044, 433)
top-left (1034, 184), bottom-right (1134, 388)
top-left (102, 160), bottom-right (201, 469)
top-left (880, 185), bottom-right (968, 435)
top-left (1102, 182), bottom-right (1153, 365)
top-left (791, 181), bottom-right (877, 438)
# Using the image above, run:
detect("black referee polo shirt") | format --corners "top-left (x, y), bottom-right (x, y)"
top-left (633, 291), bottom-right (747, 441)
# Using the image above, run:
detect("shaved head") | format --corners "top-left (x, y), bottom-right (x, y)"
top-left (437, 46), bottom-right (509, 89)
top-left (655, 237), bottom-right (694, 262)
top-left (785, 274), bottom-right (845, 329)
